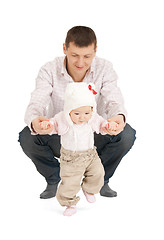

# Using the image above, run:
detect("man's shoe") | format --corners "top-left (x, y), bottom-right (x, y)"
top-left (100, 183), bottom-right (117, 197)
top-left (40, 183), bottom-right (58, 199)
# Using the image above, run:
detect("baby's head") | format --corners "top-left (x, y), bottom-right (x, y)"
top-left (70, 106), bottom-right (93, 124)
top-left (64, 82), bottom-right (97, 125)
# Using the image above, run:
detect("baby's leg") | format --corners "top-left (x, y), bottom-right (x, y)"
top-left (82, 150), bottom-right (105, 198)
top-left (56, 173), bottom-right (81, 211)
top-left (63, 205), bottom-right (77, 216)
top-left (56, 160), bottom-right (84, 216)
top-left (82, 190), bottom-right (96, 203)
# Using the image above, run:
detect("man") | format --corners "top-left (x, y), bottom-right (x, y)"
top-left (19, 26), bottom-right (136, 199)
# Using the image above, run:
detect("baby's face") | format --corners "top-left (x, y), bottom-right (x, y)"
top-left (70, 106), bottom-right (93, 124)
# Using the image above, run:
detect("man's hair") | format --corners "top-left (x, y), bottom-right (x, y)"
top-left (65, 26), bottom-right (97, 49)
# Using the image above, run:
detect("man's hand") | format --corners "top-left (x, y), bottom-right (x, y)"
top-left (102, 115), bottom-right (125, 135)
top-left (31, 116), bottom-right (53, 135)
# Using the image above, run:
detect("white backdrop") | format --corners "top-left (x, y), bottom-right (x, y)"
top-left (0, 0), bottom-right (163, 239)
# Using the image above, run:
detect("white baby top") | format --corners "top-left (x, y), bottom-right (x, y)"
top-left (48, 111), bottom-right (107, 152)
top-left (61, 123), bottom-right (94, 152)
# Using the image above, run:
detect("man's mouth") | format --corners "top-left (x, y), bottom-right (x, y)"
top-left (76, 66), bottom-right (84, 70)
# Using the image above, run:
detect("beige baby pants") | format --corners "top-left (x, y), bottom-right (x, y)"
top-left (56, 146), bottom-right (105, 207)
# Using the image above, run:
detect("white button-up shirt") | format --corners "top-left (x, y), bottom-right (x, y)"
top-left (24, 56), bottom-right (127, 129)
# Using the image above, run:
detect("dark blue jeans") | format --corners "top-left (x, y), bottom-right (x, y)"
top-left (18, 123), bottom-right (136, 185)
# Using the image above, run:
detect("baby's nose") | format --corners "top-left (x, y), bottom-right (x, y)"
top-left (79, 115), bottom-right (85, 120)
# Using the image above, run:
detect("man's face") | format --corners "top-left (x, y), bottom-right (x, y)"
top-left (63, 42), bottom-right (97, 78)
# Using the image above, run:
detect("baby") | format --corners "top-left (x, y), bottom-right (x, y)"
top-left (40, 82), bottom-right (118, 216)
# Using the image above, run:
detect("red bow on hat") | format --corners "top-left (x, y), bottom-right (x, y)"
top-left (88, 85), bottom-right (97, 95)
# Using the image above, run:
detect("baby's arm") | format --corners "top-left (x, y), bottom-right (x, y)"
top-left (40, 120), bottom-right (52, 130)
top-left (92, 113), bottom-right (119, 135)
top-left (91, 113), bottom-right (115, 135)
top-left (105, 121), bottom-right (118, 131)
top-left (39, 118), bottom-right (58, 134)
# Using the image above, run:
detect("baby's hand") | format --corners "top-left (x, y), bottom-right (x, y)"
top-left (39, 120), bottom-right (52, 130)
top-left (106, 121), bottom-right (118, 131)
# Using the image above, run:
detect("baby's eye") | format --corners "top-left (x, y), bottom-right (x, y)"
top-left (85, 112), bottom-right (90, 115)
top-left (74, 113), bottom-right (79, 115)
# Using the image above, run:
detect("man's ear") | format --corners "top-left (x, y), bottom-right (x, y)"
top-left (94, 45), bottom-right (97, 54)
top-left (63, 43), bottom-right (67, 55)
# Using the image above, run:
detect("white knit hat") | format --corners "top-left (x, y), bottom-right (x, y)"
top-left (64, 82), bottom-right (97, 125)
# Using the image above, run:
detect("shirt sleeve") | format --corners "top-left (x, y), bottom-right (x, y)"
top-left (100, 60), bottom-right (127, 120)
top-left (50, 111), bottom-right (69, 136)
top-left (24, 62), bottom-right (53, 129)
top-left (90, 113), bottom-right (108, 135)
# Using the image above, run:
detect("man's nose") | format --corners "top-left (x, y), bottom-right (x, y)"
top-left (77, 57), bottom-right (84, 66)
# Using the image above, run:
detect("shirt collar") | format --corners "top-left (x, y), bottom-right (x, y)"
top-left (89, 56), bottom-right (95, 77)
top-left (61, 56), bottom-right (67, 75)
top-left (91, 56), bottom-right (95, 72)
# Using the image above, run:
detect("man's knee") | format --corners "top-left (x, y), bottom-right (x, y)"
top-left (18, 126), bottom-right (34, 152)
top-left (121, 123), bottom-right (136, 151)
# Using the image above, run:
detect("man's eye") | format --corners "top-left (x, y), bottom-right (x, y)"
top-left (85, 112), bottom-right (89, 115)
top-left (74, 113), bottom-right (79, 115)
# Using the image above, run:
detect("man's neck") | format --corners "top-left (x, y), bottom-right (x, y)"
top-left (65, 59), bottom-right (88, 82)
top-left (71, 72), bottom-right (86, 82)
top-left (67, 66), bottom-right (86, 82)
